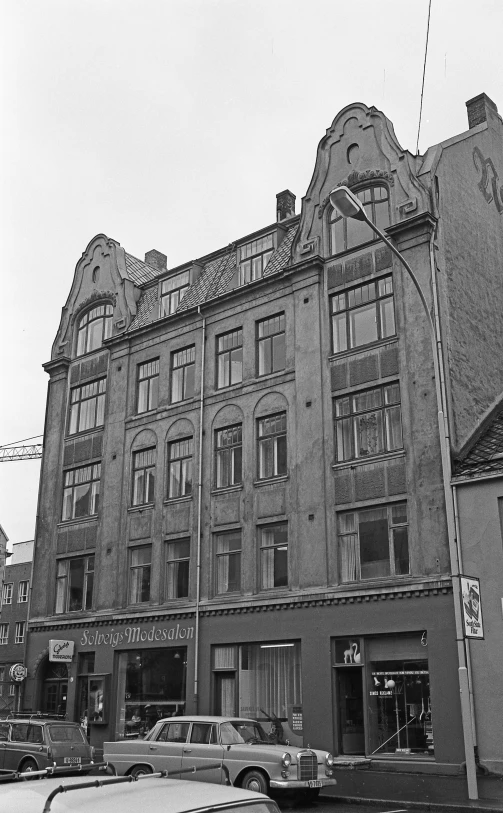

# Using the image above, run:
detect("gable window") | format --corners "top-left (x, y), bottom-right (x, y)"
top-left (69, 378), bottom-right (107, 435)
top-left (132, 448), bottom-right (156, 506)
top-left (62, 463), bottom-right (101, 521)
top-left (168, 437), bottom-right (193, 499)
top-left (257, 313), bottom-right (285, 376)
top-left (137, 359), bottom-right (159, 413)
top-left (0, 625), bottom-right (8, 645)
top-left (330, 185), bottom-right (390, 254)
top-left (129, 546), bottom-right (151, 604)
top-left (338, 502), bottom-right (409, 582)
top-left (55, 555), bottom-right (94, 614)
top-left (171, 346), bottom-right (195, 403)
top-left (217, 329), bottom-right (243, 389)
top-left (166, 539), bottom-right (190, 600)
top-left (215, 530), bottom-right (241, 594)
top-left (215, 425), bottom-right (242, 489)
top-left (238, 234), bottom-right (275, 286)
top-left (18, 580), bottom-right (29, 603)
top-left (76, 304), bottom-right (113, 357)
top-left (335, 383), bottom-right (402, 462)
top-left (258, 413), bottom-right (287, 480)
top-left (15, 622), bottom-right (25, 644)
top-left (331, 275), bottom-right (395, 354)
top-left (1, 583), bottom-right (13, 605)
top-left (260, 523), bottom-right (288, 589)
top-left (160, 271), bottom-right (190, 317)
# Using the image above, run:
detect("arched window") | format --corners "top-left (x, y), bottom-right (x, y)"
top-left (329, 185), bottom-right (390, 255)
top-left (76, 304), bottom-right (113, 356)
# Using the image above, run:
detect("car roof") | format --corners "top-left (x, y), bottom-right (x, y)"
top-left (0, 775), bottom-right (273, 813)
top-left (153, 716), bottom-right (257, 725)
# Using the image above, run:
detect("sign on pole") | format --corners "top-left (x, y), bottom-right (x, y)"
top-left (460, 576), bottom-right (484, 639)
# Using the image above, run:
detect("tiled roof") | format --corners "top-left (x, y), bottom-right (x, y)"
top-left (453, 403), bottom-right (503, 477)
top-left (125, 253), bottom-right (161, 286)
top-left (129, 285), bottom-right (159, 332)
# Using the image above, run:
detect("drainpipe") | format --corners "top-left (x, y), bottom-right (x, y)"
top-left (193, 306), bottom-right (206, 712)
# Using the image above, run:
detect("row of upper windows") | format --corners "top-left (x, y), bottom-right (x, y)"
top-left (0, 621), bottom-right (26, 645)
top-left (54, 499), bottom-right (409, 613)
top-left (1, 581), bottom-right (29, 606)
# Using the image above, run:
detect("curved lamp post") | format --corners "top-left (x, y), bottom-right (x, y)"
top-left (329, 185), bottom-right (478, 799)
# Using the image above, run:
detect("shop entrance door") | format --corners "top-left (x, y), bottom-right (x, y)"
top-left (214, 673), bottom-right (236, 716)
top-left (41, 663), bottom-right (68, 716)
top-left (336, 667), bottom-right (365, 755)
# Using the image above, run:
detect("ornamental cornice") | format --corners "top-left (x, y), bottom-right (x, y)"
top-left (318, 169), bottom-right (395, 218)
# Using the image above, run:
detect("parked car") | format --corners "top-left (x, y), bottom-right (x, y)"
top-left (104, 715), bottom-right (336, 799)
top-left (0, 773), bottom-right (281, 813)
top-left (0, 715), bottom-right (94, 775)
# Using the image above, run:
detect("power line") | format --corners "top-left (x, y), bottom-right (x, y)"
top-left (416, 0), bottom-right (432, 156)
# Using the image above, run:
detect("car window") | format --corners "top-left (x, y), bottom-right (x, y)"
top-left (26, 725), bottom-right (44, 744)
top-left (48, 725), bottom-right (86, 744)
top-left (220, 721), bottom-right (268, 745)
top-left (11, 723), bottom-right (30, 742)
top-left (0, 723), bottom-right (9, 741)
top-left (155, 722), bottom-right (190, 743)
top-left (190, 723), bottom-right (217, 744)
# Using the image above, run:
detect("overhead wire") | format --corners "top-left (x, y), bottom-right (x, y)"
top-left (416, 0), bottom-right (433, 156)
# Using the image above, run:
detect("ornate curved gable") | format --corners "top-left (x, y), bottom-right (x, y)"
top-left (51, 234), bottom-right (141, 359)
top-left (292, 102), bottom-right (431, 264)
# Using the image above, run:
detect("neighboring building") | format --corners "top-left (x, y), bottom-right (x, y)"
top-left (0, 540), bottom-right (33, 712)
top-left (0, 524), bottom-right (8, 587)
top-left (452, 398), bottom-right (503, 776)
top-left (24, 90), bottom-right (502, 792)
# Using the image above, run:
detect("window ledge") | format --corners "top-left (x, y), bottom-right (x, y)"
top-left (211, 484), bottom-right (243, 496)
top-left (164, 496), bottom-right (193, 505)
top-left (128, 504), bottom-right (154, 514)
top-left (57, 516), bottom-right (98, 529)
top-left (256, 368), bottom-right (289, 383)
top-left (329, 336), bottom-right (398, 362)
top-left (215, 381), bottom-right (244, 394)
top-left (254, 475), bottom-right (289, 488)
top-left (332, 450), bottom-right (405, 471)
top-left (65, 426), bottom-right (105, 441)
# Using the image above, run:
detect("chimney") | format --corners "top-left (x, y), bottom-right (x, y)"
top-left (276, 189), bottom-right (296, 222)
top-left (466, 93), bottom-right (499, 129)
top-left (145, 249), bottom-right (167, 272)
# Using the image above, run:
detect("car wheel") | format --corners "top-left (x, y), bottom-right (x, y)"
top-left (241, 769), bottom-right (268, 795)
top-left (20, 758), bottom-right (39, 779)
top-left (129, 765), bottom-right (153, 779)
top-left (300, 788), bottom-right (320, 802)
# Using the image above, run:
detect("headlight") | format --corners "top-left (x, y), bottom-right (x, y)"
top-left (281, 752), bottom-right (292, 769)
top-left (325, 753), bottom-right (334, 767)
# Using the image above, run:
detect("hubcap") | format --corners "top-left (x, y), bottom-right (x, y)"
top-left (248, 779), bottom-right (261, 792)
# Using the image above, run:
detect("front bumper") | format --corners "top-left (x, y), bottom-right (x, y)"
top-left (269, 778), bottom-right (337, 789)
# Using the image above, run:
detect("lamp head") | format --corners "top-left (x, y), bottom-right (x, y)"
top-left (329, 185), bottom-right (366, 221)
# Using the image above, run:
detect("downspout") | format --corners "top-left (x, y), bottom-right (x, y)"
top-left (193, 306), bottom-right (206, 712)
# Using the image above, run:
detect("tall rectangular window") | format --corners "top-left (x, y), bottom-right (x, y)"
top-left (18, 581), bottom-right (29, 603)
top-left (15, 622), bottom-right (25, 644)
top-left (62, 464), bottom-right (101, 521)
top-left (168, 438), bottom-right (193, 499)
top-left (55, 556), bottom-right (94, 614)
top-left (166, 539), bottom-right (190, 600)
top-left (132, 448), bottom-right (156, 506)
top-left (160, 271), bottom-right (190, 317)
top-left (137, 359), bottom-right (159, 413)
top-left (330, 185), bottom-right (390, 254)
top-left (1, 583), bottom-right (13, 605)
top-left (331, 276), bottom-right (395, 354)
top-left (335, 383), bottom-right (402, 462)
top-left (217, 329), bottom-right (243, 389)
top-left (0, 625), bottom-right (8, 645)
top-left (338, 502), bottom-right (409, 582)
top-left (257, 313), bottom-right (286, 376)
top-left (215, 530), bottom-right (241, 594)
top-left (129, 546), bottom-right (152, 604)
top-left (171, 346), bottom-right (195, 403)
top-left (258, 413), bottom-right (287, 480)
top-left (215, 425), bottom-right (242, 489)
top-left (238, 234), bottom-right (275, 286)
top-left (68, 378), bottom-right (107, 435)
top-left (260, 524), bottom-right (288, 589)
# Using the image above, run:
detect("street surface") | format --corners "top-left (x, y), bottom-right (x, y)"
top-left (274, 794), bottom-right (431, 813)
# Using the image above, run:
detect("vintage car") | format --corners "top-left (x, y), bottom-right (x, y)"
top-left (0, 715), bottom-right (94, 775)
top-left (104, 715), bottom-right (336, 799)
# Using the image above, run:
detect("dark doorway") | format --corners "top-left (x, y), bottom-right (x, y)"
top-left (41, 662), bottom-right (68, 716)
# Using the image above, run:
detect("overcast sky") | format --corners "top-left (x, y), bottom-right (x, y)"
top-left (0, 0), bottom-right (501, 548)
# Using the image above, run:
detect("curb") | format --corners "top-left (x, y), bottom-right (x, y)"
top-left (322, 794), bottom-right (503, 812)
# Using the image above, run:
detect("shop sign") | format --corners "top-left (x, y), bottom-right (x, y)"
top-left (80, 623), bottom-right (194, 649)
top-left (49, 639), bottom-right (75, 662)
top-left (461, 576), bottom-right (484, 639)
top-left (10, 663), bottom-right (28, 682)
top-left (291, 707), bottom-right (303, 731)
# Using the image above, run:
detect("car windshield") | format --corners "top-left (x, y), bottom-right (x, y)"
top-left (48, 724), bottom-right (87, 744)
top-left (213, 805), bottom-right (278, 813)
top-left (220, 721), bottom-right (269, 745)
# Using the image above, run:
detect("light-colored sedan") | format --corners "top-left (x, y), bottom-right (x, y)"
top-left (104, 715), bottom-right (336, 800)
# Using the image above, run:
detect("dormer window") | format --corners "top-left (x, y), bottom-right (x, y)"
top-left (330, 185), bottom-right (390, 255)
top-left (160, 271), bottom-right (190, 317)
top-left (238, 234), bottom-right (275, 286)
top-left (76, 304), bottom-right (113, 356)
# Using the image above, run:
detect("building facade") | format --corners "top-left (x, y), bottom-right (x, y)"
top-left (0, 540), bottom-right (33, 712)
top-left (25, 93), bottom-right (503, 786)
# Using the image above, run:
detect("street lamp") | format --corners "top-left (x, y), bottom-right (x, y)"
top-left (329, 185), bottom-right (479, 799)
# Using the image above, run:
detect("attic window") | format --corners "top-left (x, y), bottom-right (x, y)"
top-left (76, 304), bottom-right (113, 357)
top-left (160, 271), bottom-right (190, 317)
top-left (330, 185), bottom-right (390, 255)
top-left (238, 233), bottom-right (275, 286)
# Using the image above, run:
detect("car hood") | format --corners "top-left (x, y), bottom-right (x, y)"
top-left (226, 743), bottom-right (326, 762)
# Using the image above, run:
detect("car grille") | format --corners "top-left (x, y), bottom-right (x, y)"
top-left (297, 751), bottom-right (318, 781)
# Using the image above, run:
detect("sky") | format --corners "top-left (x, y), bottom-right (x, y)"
top-left (0, 0), bottom-right (501, 548)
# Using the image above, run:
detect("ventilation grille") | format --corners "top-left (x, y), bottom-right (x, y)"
top-left (297, 751), bottom-right (318, 781)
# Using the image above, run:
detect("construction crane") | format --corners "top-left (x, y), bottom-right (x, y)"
top-left (0, 436), bottom-right (43, 462)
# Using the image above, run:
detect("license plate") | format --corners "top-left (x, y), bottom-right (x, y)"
top-left (64, 757), bottom-right (82, 764)
top-left (308, 780), bottom-right (322, 788)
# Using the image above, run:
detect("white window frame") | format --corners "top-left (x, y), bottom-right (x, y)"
top-left (15, 621), bottom-right (25, 644)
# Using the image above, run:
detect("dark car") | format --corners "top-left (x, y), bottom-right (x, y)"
top-left (0, 716), bottom-right (94, 775)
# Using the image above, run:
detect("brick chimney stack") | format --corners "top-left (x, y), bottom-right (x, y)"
top-left (276, 190), bottom-right (296, 222)
top-left (145, 249), bottom-right (167, 272)
top-left (466, 93), bottom-right (499, 129)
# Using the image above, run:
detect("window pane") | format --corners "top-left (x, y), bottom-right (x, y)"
top-left (259, 338), bottom-right (271, 376)
top-left (347, 216), bottom-right (373, 249)
top-left (272, 333), bottom-right (286, 372)
top-left (380, 297), bottom-right (396, 338)
top-left (332, 313), bottom-right (347, 353)
top-left (359, 509), bottom-right (390, 579)
top-left (185, 364), bottom-right (195, 399)
top-left (386, 405), bottom-right (403, 451)
top-left (340, 534), bottom-right (358, 582)
top-left (276, 434), bottom-right (287, 475)
top-left (355, 410), bottom-right (384, 458)
top-left (391, 502), bottom-right (408, 525)
top-left (73, 483), bottom-right (91, 518)
top-left (336, 417), bottom-right (353, 461)
top-left (68, 559), bottom-right (85, 611)
top-left (349, 302), bottom-right (378, 348)
top-left (138, 380), bottom-right (149, 413)
top-left (172, 368), bottom-right (183, 402)
top-left (393, 528), bottom-right (410, 575)
top-left (230, 347), bottom-right (243, 384)
top-left (259, 438), bottom-right (272, 479)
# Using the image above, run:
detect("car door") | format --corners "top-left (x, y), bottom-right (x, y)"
top-left (0, 722), bottom-right (9, 769)
top-left (146, 721), bottom-right (189, 775)
top-left (180, 722), bottom-right (226, 785)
